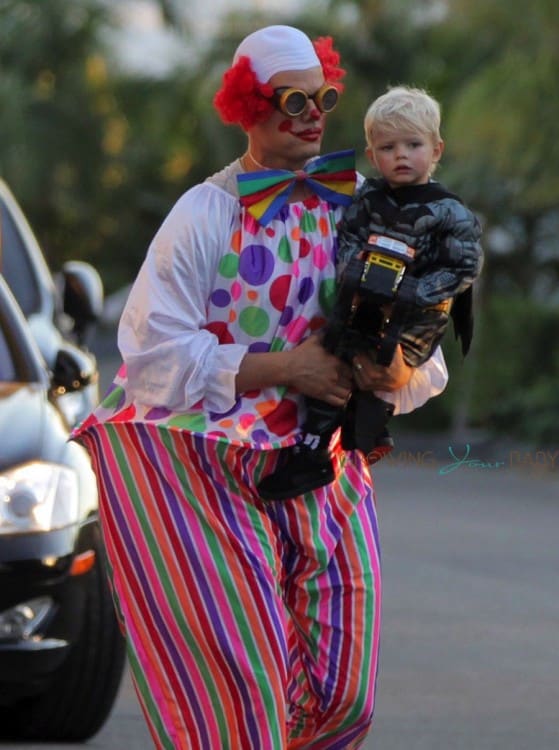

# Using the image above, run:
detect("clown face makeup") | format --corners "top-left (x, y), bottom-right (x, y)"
top-left (246, 67), bottom-right (328, 171)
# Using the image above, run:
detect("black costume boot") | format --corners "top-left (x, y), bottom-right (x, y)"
top-left (364, 428), bottom-right (395, 465)
top-left (257, 443), bottom-right (335, 501)
top-left (341, 392), bottom-right (395, 460)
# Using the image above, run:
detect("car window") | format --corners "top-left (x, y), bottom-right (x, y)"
top-left (0, 320), bottom-right (17, 381)
top-left (0, 198), bottom-right (41, 317)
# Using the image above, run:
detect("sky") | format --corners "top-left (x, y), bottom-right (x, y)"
top-left (188, 0), bottom-right (299, 34)
top-left (111, 0), bottom-right (301, 75)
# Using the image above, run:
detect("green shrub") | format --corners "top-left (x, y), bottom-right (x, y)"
top-left (397, 294), bottom-right (559, 443)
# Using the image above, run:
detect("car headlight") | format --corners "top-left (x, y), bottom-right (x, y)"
top-left (0, 596), bottom-right (54, 641)
top-left (0, 462), bottom-right (79, 534)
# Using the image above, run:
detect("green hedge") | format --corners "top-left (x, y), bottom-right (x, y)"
top-left (397, 294), bottom-right (559, 443)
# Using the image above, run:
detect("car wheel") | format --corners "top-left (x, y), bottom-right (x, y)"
top-left (3, 530), bottom-right (127, 741)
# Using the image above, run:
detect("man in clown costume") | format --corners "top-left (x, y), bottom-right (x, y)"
top-left (74, 25), bottom-right (447, 749)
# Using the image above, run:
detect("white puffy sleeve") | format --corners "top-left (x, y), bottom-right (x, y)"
top-left (118, 184), bottom-right (248, 413)
top-left (375, 346), bottom-right (449, 415)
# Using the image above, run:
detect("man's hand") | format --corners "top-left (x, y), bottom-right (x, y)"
top-left (286, 335), bottom-right (353, 407)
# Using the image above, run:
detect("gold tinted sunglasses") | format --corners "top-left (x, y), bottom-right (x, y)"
top-left (272, 84), bottom-right (339, 117)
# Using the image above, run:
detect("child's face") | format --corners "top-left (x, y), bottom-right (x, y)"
top-left (366, 128), bottom-right (444, 188)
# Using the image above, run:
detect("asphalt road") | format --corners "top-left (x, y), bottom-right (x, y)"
top-left (5, 447), bottom-right (557, 750)
top-left (364, 458), bottom-right (559, 750)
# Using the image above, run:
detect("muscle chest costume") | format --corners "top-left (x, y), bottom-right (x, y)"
top-left (337, 177), bottom-right (483, 366)
top-left (338, 178), bottom-right (482, 300)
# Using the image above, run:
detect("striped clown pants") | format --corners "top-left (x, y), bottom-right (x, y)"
top-left (80, 422), bottom-right (382, 750)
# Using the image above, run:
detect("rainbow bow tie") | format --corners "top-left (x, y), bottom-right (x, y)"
top-left (237, 149), bottom-right (356, 226)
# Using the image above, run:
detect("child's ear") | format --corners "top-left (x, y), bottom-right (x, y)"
top-left (365, 146), bottom-right (377, 169)
top-left (433, 139), bottom-right (445, 165)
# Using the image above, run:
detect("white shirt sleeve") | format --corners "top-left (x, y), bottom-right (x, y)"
top-left (117, 185), bottom-right (248, 413)
top-left (374, 346), bottom-right (449, 415)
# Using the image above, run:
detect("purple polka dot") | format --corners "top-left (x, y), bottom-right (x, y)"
top-left (248, 341), bottom-right (271, 353)
top-left (209, 398), bottom-right (242, 420)
top-left (278, 205), bottom-right (290, 222)
top-left (211, 288), bottom-right (231, 307)
top-left (145, 406), bottom-right (172, 420)
top-left (239, 245), bottom-right (275, 286)
top-left (252, 429), bottom-right (270, 444)
top-left (279, 305), bottom-right (294, 326)
top-left (298, 276), bottom-right (315, 304)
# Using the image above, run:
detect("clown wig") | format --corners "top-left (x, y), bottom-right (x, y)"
top-left (214, 34), bottom-right (345, 131)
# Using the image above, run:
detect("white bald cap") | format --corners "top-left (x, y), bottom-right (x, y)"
top-left (233, 25), bottom-right (321, 83)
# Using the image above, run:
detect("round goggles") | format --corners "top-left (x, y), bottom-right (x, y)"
top-left (272, 84), bottom-right (339, 117)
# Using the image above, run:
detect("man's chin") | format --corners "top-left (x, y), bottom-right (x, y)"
top-left (299, 140), bottom-right (323, 161)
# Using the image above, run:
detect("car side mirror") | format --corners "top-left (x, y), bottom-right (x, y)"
top-left (51, 343), bottom-right (98, 394)
top-left (61, 261), bottom-right (104, 346)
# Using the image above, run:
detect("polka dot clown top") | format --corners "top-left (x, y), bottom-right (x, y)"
top-left (77, 159), bottom-right (448, 449)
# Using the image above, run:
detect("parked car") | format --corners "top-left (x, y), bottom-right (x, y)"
top-left (0, 177), bottom-right (104, 426)
top-left (0, 181), bottom-right (126, 741)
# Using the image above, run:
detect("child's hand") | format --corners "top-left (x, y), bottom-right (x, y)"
top-left (352, 345), bottom-right (412, 392)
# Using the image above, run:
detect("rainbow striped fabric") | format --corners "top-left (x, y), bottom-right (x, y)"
top-left (79, 422), bottom-right (382, 749)
top-left (238, 149), bottom-right (357, 226)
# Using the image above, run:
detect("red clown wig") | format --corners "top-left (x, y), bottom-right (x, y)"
top-left (214, 36), bottom-right (345, 131)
